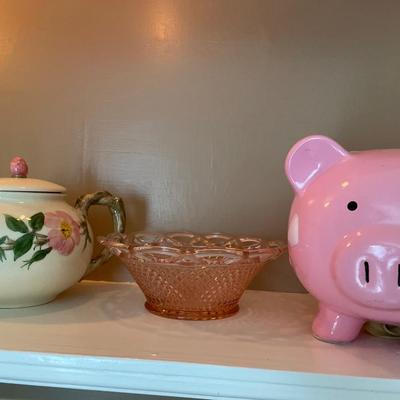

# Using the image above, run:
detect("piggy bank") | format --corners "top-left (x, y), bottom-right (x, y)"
top-left (285, 135), bottom-right (400, 343)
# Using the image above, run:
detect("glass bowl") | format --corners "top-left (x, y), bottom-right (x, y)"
top-left (99, 232), bottom-right (286, 320)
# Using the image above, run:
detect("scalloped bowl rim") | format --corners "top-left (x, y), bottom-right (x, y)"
top-left (99, 231), bottom-right (287, 266)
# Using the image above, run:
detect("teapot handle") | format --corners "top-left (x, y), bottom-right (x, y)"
top-left (75, 191), bottom-right (126, 277)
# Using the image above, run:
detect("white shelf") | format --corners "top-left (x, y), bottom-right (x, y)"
top-left (0, 281), bottom-right (399, 399)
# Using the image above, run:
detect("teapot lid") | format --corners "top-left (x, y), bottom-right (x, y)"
top-left (0, 157), bottom-right (66, 193)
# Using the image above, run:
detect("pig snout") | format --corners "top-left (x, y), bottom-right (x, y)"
top-left (333, 226), bottom-right (400, 310)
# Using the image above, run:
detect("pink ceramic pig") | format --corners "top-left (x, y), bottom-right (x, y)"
top-left (285, 135), bottom-right (400, 343)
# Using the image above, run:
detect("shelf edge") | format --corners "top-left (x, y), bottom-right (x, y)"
top-left (0, 350), bottom-right (399, 399)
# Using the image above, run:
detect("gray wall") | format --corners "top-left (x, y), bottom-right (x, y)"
top-left (0, 384), bottom-right (186, 400)
top-left (1, 0), bottom-right (400, 292)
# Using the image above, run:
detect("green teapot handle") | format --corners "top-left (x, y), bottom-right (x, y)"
top-left (75, 191), bottom-right (126, 277)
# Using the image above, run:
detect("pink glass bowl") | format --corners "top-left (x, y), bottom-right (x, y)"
top-left (100, 232), bottom-right (286, 320)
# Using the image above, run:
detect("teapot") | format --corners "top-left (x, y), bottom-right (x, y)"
top-left (0, 157), bottom-right (125, 307)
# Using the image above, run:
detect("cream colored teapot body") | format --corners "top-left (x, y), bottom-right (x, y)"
top-left (0, 158), bottom-right (125, 307)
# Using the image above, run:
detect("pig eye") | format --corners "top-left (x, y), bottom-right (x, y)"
top-left (347, 201), bottom-right (358, 211)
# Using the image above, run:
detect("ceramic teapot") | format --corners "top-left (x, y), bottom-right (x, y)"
top-left (0, 157), bottom-right (125, 308)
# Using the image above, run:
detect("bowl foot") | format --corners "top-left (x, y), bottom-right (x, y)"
top-left (144, 302), bottom-right (239, 320)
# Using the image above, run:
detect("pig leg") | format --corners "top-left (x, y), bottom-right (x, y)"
top-left (312, 304), bottom-right (365, 343)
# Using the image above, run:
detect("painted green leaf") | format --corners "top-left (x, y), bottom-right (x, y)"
top-left (14, 232), bottom-right (34, 261)
top-left (0, 248), bottom-right (6, 262)
top-left (0, 236), bottom-right (7, 245)
top-left (5, 215), bottom-right (29, 233)
top-left (29, 212), bottom-right (45, 231)
top-left (22, 247), bottom-right (52, 269)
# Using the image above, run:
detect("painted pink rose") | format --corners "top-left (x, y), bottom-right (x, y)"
top-left (45, 211), bottom-right (81, 255)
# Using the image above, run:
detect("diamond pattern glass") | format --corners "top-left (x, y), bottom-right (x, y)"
top-left (100, 232), bottom-right (286, 320)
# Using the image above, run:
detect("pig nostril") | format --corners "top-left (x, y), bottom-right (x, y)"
top-left (398, 265), bottom-right (400, 287)
top-left (364, 261), bottom-right (369, 283)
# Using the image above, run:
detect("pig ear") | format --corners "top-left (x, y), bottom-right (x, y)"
top-left (285, 135), bottom-right (349, 192)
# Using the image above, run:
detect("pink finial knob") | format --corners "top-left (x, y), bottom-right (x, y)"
top-left (10, 156), bottom-right (28, 178)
